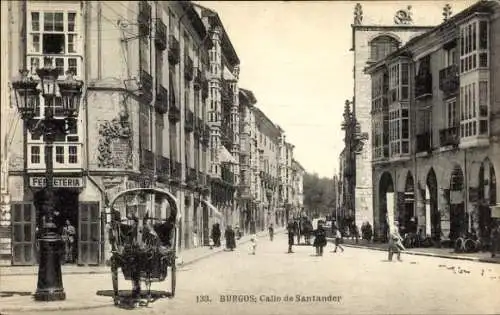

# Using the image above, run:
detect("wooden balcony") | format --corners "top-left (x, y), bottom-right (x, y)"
top-left (439, 126), bottom-right (459, 147)
top-left (439, 65), bottom-right (459, 98)
top-left (156, 156), bottom-right (170, 183)
top-left (155, 84), bottom-right (168, 114)
top-left (168, 35), bottom-right (180, 65)
top-left (184, 109), bottom-right (195, 132)
top-left (415, 72), bottom-right (433, 100)
top-left (184, 55), bottom-right (194, 81)
top-left (416, 132), bottom-right (432, 153)
top-left (155, 19), bottom-right (167, 51)
top-left (141, 149), bottom-right (154, 170)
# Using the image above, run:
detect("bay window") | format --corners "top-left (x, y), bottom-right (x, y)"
top-left (460, 80), bottom-right (489, 138)
top-left (371, 71), bottom-right (388, 160)
top-left (460, 19), bottom-right (489, 73)
top-left (387, 60), bottom-right (410, 158)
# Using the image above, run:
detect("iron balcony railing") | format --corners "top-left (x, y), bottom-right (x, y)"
top-left (155, 19), bottom-right (167, 51)
top-left (155, 84), bottom-right (168, 114)
top-left (415, 72), bottom-right (433, 99)
top-left (184, 55), bottom-right (194, 81)
top-left (156, 156), bottom-right (170, 182)
top-left (439, 126), bottom-right (459, 147)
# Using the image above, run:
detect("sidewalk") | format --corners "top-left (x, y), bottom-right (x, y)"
top-left (328, 237), bottom-right (500, 264)
top-left (0, 228), bottom-right (283, 312)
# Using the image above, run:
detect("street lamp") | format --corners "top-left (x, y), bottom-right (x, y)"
top-left (12, 68), bottom-right (83, 301)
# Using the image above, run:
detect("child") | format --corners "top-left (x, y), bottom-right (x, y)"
top-left (333, 228), bottom-right (344, 253)
top-left (250, 234), bottom-right (257, 255)
top-left (209, 237), bottom-right (214, 250)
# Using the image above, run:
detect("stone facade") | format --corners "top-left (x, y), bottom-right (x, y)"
top-left (367, 0), bottom-right (500, 241)
top-left (350, 3), bottom-right (434, 229)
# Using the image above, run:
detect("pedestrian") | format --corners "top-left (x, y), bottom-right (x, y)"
top-left (268, 224), bottom-right (274, 241)
top-left (212, 223), bottom-right (221, 247)
top-left (249, 234), bottom-right (257, 255)
top-left (333, 228), bottom-right (344, 253)
top-left (294, 219), bottom-right (300, 245)
top-left (388, 224), bottom-right (405, 262)
top-left (209, 237), bottom-right (214, 250)
top-left (287, 220), bottom-right (295, 253)
top-left (313, 221), bottom-right (327, 256)
top-left (62, 219), bottom-right (76, 263)
top-left (225, 225), bottom-right (236, 251)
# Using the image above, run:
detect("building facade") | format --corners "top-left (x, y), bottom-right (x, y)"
top-left (291, 159), bottom-right (305, 218)
top-left (0, 1), bottom-right (304, 266)
top-left (347, 2), bottom-right (439, 229)
top-left (366, 0), bottom-right (500, 242)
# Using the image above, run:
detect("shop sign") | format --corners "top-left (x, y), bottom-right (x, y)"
top-left (29, 177), bottom-right (84, 188)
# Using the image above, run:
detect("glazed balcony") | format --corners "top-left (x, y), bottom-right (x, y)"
top-left (416, 132), bottom-right (432, 153)
top-left (184, 109), bottom-right (195, 132)
top-left (168, 35), bottom-right (180, 65)
top-left (184, 55), bottom-right (194, 81)
top-left (194, 117), bottom-right (203, 138)
top-left (26, 142), bottom-right (83, 173)
top-left (140, 149), bottom-right (155, 170)
top-left (201, 78), bottom-right (209, 100)
top-left (222, 166), bottom-right (234, 185)
top-left (186, 167), bottom-right (198, 187)
top-left (155, 84), bottom-right (168, 114)
top-left (202, 124), bottom-right (210, 146)
top-left (221, 80), bottom-right (233, 105)
top-left (415, 72), bottom-right (433, 100)
top-left (439, 126), bottom-right (459, 147)
top-left (155, 19), bottom-right (167, 51)
top-left (156, 156), bottom-right (170, 183)
top-left (439, 65), bottom-right (459, 98)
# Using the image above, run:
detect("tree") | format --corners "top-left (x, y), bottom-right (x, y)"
top-left (303, 173), bottom-right (335, 217)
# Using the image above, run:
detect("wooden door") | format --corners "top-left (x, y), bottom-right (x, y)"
top-left (11, 202), bottom-right (36, 265)
top-left (78, 202), bottom-right (100, 265)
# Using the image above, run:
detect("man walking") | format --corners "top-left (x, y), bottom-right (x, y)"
top-left (333, 227), bottom-right (344, 253)
top-left (268, 224), bottom-right (274, 241)
top-left (388, 223), bottom-right (405, 262)
top-left (287, 220), bottom-right (295, 253)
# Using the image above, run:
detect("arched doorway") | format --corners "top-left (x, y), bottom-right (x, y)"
top-left (378, 172), bottom-right (394, 242)
top-left (426, 168), bottom-right (440, 241)
top-left (449, 165), bottom-right (465, 240)
top-left (478, 159), bottom-right (496, 239)
top-left (401, 172), bottom-right (415, 234)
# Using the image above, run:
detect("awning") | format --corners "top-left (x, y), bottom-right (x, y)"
top-left (218, 146), bottom-right (237, 164)
top-left (201, 200), bottom-right (223, 219)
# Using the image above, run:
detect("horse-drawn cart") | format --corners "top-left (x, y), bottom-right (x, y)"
top-left (107, 187), bottom-right (180, 307)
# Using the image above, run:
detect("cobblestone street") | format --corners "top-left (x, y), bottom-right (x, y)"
top-left (2, 233), bottom-right (499, 315)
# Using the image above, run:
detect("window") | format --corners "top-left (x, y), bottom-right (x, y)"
top-left (68, 145), bottom-right (78, 163)
top-left (169, 123), bottom-right (177, 162)
top-left (156, 112), bottom-right (164, 157)
top-left (28, 11), bottom-right (80, 76)
top-left (31, 146), bottom-right (41, 164)
top-left (460, 82), bottom-right (483, 138)
top-left (370, 36), bottom-right (399, 62)
top-left (55, 146), bottom-right (64, 163)
top-left (389, 105), bottom-right (409, 157)
top-left (446, 99), bottom-right (459, 128)
top-left (460, 19), bottom-right (489, 73)
top-left (445, 47), bottom-right (457, 67)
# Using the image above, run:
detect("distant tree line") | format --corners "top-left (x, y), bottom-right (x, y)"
top-left (303, 172), bottom-right (336, 218)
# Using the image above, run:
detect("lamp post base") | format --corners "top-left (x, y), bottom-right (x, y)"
top-left (34, 232), bottom-right (66, 301)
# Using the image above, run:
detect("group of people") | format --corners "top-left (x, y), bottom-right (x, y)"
top-left (209, 223), bottom-right (239, 251)
top-left (286, 218), bottom-right (344, 256)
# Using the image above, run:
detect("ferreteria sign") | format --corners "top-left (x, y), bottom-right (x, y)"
top-left (29, 177), bottom-right (84, 188)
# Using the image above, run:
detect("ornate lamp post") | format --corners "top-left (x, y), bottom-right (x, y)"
top-left (12, 68), bottom-right (83, 301)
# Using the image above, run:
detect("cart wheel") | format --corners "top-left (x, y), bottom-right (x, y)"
top-left (171, 263), bottom-right (176, 297)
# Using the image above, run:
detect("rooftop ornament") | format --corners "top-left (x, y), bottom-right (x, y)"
top-left (394, 5), bottom-right (413, 25)
top-left (443, 4), bottom-right (452, 22)
top-left (353, 3), bottom-right (363, 25)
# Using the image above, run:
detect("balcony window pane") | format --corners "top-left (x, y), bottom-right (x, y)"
top-left (31, 146), bottom-right (40, 164)
top-left (55, 146), bottom-right (64, 163)
top-left (68, 12), bottom-right (76, 32)
top-left (31, 12), bottom-right (40, 31)
top-left (479, 53), bottom-right (488, 67)
top-left (479, 21), bottom-right (488, 49)
top-left (31, 34), bottom-right (40, 53)
top-left (402, 141), bottom-right (409, 154)
top-left (68, 146), bottom-right (78, 163)
top-left (472, 22), bottom-right (476, 51)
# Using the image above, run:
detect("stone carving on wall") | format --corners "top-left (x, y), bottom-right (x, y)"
top-left (394, 6), bottom-right (413, 25)
top-left (97, 97), bottom-right (132, 168)
top-left (353, 3), bottom-right (363, 25)
top-left (443, 4), bottom-right (452, 22)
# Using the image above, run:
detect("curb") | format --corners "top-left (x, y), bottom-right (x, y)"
top-left (0, 230), bottom-right (284, 312)
top-left (331, 240), bottom-right (500, 265)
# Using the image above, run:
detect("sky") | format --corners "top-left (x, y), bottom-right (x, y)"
top-left (196, 0), bottom-right (475, 178)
